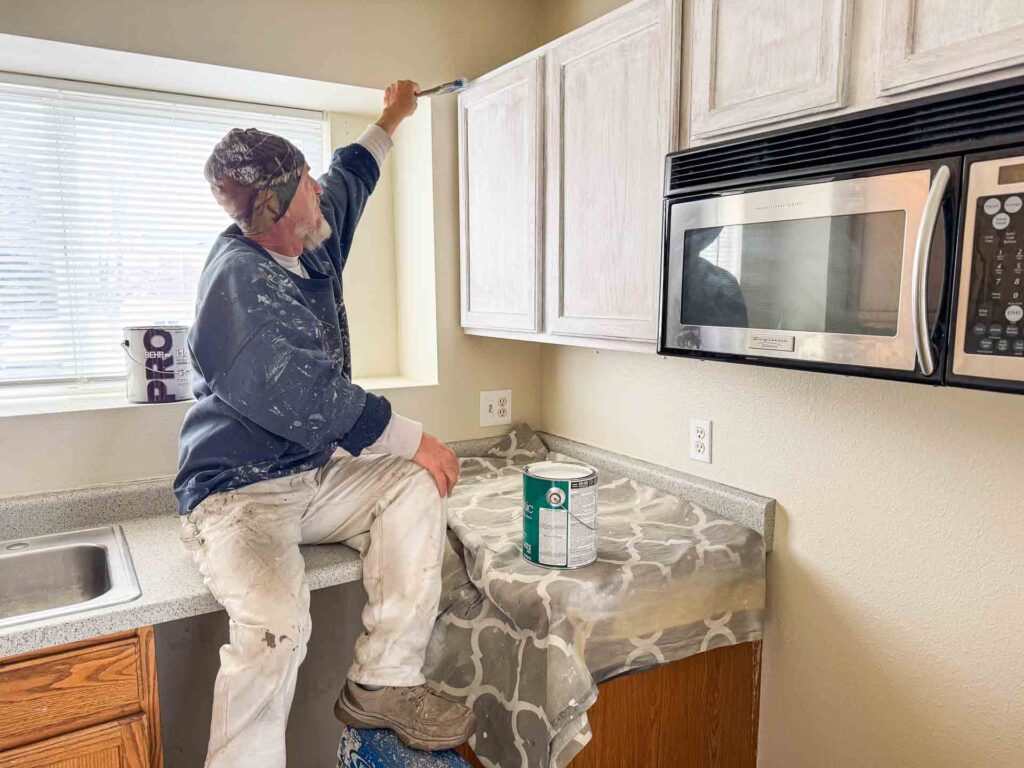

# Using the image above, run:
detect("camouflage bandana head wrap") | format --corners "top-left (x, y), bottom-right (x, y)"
top-left (204, 128), bottom-right (307, 235)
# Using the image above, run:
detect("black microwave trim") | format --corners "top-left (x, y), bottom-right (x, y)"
top-left (657, 158), bottom-right (963, 386)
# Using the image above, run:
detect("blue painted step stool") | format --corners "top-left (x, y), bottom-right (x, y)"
top-left (337, 725), bottom-right (472, 767)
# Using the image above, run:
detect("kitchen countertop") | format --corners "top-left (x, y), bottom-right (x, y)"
top-left (0, 515), bottom-right (363, 658)
top-left (0, 431), bottom-right (775, 658)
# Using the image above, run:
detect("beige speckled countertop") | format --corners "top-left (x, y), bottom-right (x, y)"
top-left (0, 432), bottom-right (774, 658)
top-left (0, 514), bottom-right (362, 658)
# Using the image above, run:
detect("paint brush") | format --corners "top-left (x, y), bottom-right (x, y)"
top-left (417, 78), bottom-right (468, 97)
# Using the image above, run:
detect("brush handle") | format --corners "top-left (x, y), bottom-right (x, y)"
top-left (418, 78), bottom-right (467, 97)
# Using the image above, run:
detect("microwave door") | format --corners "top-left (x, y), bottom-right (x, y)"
top-left (663, 169), bottom-right (942, 378)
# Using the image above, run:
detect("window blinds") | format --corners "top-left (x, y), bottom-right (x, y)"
top-left (0, 79), bottom-right (326, 386)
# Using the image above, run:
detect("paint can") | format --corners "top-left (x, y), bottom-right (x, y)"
top-left (121, 325), bottom-right (192, 403)
top-left (522, 461), bottom-right (598, 569)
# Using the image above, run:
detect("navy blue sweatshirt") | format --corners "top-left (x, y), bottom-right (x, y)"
top-left (174, 143), bottom-right (391, 514)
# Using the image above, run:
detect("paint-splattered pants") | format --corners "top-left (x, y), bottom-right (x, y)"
top-left (180, 452), bottom-right (446, 768)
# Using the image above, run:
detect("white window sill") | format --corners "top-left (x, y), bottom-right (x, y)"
top-left (0, 376), bottom-right (437, 419)
top-left (360, 375), bottom-right (439, 392)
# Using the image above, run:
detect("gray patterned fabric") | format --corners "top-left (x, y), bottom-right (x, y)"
top-left (425, 426), bottom-right (765, 767)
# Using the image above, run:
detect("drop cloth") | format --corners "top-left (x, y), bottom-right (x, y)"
top-left (424, 427), bottom-right (766, 767)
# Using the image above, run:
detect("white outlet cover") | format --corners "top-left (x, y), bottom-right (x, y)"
top-left (480, 389), bottom-right (512, 427)
top-left (690, 418), bottom-right (712, 463)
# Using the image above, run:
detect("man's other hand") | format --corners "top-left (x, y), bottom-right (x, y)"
top-left (412, 432), bottom-right (460, 497)
top-left (376, 80), bottom-right (419, 135)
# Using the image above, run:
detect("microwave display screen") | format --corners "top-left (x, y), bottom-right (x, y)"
top-left (997, 163), bottom-right (1024, 185)
top-left (678, 211), bottom-right (907, 337)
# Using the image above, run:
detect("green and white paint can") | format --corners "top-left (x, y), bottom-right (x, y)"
top-left (522, 461), bottom-right (598, 569)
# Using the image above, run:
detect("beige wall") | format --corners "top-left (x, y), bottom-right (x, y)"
top-left (537, 0), bottom-right (625, 36)
top-left (541, 348), bottom-right (1024, 766)
top-left (329, 111), bottom-right (400, 379)
top-left (0, 0), bottom-right (547, 496)
top-left (537, 2), bottom-right (1024, 766)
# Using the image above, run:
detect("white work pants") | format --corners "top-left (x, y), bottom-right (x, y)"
top-left (180, 452), bottom-right (446, 768)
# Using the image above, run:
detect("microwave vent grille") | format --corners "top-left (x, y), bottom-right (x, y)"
top-left (667, 77), bottom-right (1024, 194)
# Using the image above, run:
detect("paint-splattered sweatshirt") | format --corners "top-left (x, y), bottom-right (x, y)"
top-left (174, 132), bottom-right (407, 515)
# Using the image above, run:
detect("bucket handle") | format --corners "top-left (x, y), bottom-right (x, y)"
top-left (120, 339), bottom-right (152, 368)
top-left (121, 339), bottom-right (187, 368)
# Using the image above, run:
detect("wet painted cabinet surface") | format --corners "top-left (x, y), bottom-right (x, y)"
top-left (544, 0), bottom-right (679, 344)
top-left (458, 57), bottom-right (543, 333)
top-left (877, 0), bottom-right (1024, 96)
top-left (688, 0), bottom-right (1024, 141)
top-left (459, 0), bottom-right (681, 352)
top-left (688, 0), bottom-right (852, 140)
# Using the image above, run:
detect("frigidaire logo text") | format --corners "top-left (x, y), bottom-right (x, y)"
top-left (754, 201), bottom-right (803, 212)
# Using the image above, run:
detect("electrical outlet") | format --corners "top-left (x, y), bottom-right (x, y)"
top-left (480, 389), bottom-right (512, 426)
top-left (690, 418), bottom-right (712, 463)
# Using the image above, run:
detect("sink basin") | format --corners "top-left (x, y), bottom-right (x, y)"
top-left (0, 526), bottom-right (141, 630)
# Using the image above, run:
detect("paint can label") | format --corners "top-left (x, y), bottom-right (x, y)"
top-left (122, 325), bottom-right (192, 403)
top-left (523, 462), bottom-right (598, 569)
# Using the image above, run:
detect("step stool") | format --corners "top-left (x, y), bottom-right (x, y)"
top-left (337, 724), bottom-right (472, 767)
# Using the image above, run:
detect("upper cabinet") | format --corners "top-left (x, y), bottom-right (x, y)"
top-left (458, 56), bottom-right (544, 333)
top-left (689, 0), bottom-right (852, 140)
top-left (459, 0), bottom-right (681, 351)
top-left (878, 0), bottom-right (1024, 95)
top-left (458, 0), bottom-right (1024, 353)
top-left (545, 0), bottom-right (679, 343)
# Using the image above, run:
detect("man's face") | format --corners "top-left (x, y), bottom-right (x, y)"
top-left (284, 169), bottom-right (332, 250)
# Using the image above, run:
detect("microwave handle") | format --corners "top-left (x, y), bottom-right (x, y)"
top-left (911, 164), bottom-right (950, 376)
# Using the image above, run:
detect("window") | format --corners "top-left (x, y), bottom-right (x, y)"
top-left (0, 79), bottom-right (326, 386)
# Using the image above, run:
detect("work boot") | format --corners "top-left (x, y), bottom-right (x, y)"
top-left (334, 680), bottom-right (475, 751)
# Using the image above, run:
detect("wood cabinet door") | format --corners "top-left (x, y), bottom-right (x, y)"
top-left (878, 0), bottom-right (1024, 96)
top-left (545, 0), bottom-right (680, 343)
top-left (0, 715), bottom-right (150, 768)
top-left (0, 638), bottom-right (143, 753)
top-left (689, 0), bottom-right (851, 139)
top-left (458, 56), bottom-right (544, 332)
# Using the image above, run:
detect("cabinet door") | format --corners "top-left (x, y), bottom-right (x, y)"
top-left (0, 715), bottom-right (150, 768)
top-left (459, 56), bottom-right (543, 332)
top-left (878, 0), bottom-right (1024, 95)
top-left (0, 637), bottom-right (143, 752)
top-left (545, 0), bottom-right (680, 342)
top-left (689, 0), bottom-right (851, 139)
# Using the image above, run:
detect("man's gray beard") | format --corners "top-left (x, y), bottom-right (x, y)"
top-left (300, 217), bottom-right (333, 250)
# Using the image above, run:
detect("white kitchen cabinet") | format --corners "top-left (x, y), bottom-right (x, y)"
top-left (458, 56), bottom-right (543, 332)
top-left (545, 0), bottom-right (680, 343)
top-left (459, 0), bottom-right (680, 352)
top-left (689, 0), bottom-right (852, 140)
top-left (877, 0), bottom-right (1024, 96)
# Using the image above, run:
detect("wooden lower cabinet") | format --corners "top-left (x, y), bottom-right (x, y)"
top-left (458, 640), bottom-right (761, 768)
top-left (0, 628), bottom-right (162, 768)
top-left (0, 715), bottom-right (150, 768)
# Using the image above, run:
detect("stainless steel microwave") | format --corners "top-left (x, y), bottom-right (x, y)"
top-left (660, 77), bottom-right (1024, 395)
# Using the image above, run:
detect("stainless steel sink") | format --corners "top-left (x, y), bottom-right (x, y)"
top-left (0, 526), bottom-right (141, 630)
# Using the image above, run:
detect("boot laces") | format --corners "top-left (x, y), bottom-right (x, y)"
top-left (404, 684), bottom-right (432, 712)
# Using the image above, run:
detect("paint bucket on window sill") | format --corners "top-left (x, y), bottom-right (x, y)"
top-left (121, 325), bottom-right (192, 403)
top-left (522, 461), bottom-right (598, 569)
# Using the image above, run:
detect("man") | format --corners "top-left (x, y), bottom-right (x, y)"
top-left (174, 80), bottom-right (473, 768)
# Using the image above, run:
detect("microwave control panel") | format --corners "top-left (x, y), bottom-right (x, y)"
top-left (965, 192), bottom-right (1024, 357)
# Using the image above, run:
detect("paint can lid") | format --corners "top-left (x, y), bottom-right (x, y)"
top-left (524, 461), bottom-right (595, 480)
top-left (122, 324), bottom-right (190, 332)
